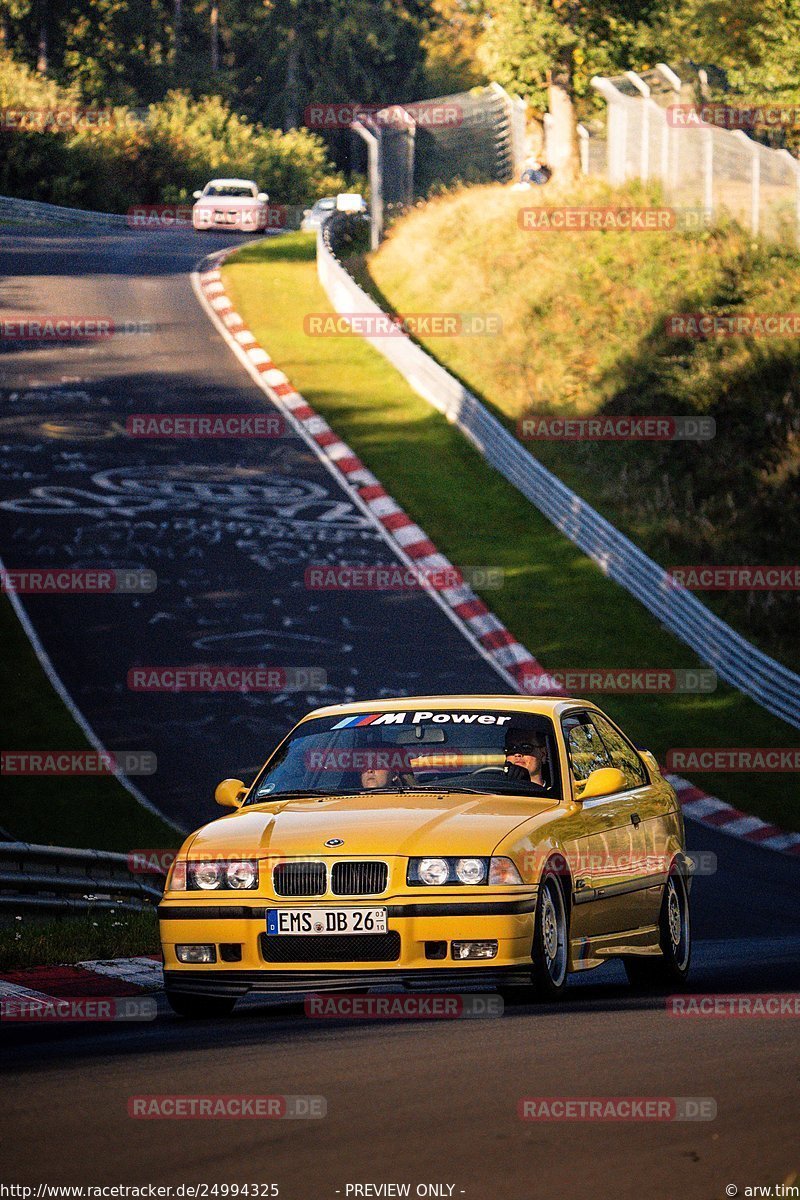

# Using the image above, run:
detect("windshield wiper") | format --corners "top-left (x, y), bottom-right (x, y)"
top-left (249, 784), bottom-right (408, 803)
top-left (248, 788), bottom-right (345, 803)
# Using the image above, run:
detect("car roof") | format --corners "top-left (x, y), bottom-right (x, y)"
top-left (205, 178), bottom-right (257, 187)
top-left (299, 695), bottom-right (598, 723)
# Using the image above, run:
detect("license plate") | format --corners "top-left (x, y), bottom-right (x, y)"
top-left (267, 908), bottom-right (387, 935)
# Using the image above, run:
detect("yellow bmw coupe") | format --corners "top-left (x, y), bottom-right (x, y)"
top-left (159, 696), bottom-right (691, 1016)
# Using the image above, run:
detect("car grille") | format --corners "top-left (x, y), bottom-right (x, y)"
top-left (273, 862), bottom-right (326, 897)
top-left (260, 932), bottom-right (401, 963)
top-left (331, 861), bottom-right (388, 896)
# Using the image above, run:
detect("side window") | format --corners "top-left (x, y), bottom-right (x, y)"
top-left (562, 714), bottom-right (612, 783)
top-left (591, 713), bottom-right (648, 789)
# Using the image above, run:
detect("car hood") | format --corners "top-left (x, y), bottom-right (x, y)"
top-left (185, 792), bottom-right (559, 859)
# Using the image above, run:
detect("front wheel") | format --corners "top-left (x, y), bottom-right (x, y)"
top-left (502, 866), bottom-right (570, 1004)
top-left (624, 869), bottom-right (691, 991)
top-left (166, 990), bottom-right (237, 1019)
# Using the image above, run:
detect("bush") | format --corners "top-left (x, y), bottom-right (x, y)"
top-left (0, 54), bottom-right (347, 211)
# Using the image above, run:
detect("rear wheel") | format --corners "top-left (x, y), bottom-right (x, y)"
top-left (166, 990), bottom-right (237, 1018)
top-left (624, 869), bottom-right (691, 991)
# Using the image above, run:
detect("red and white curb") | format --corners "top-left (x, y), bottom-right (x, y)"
top-left (666, 776), bottom-right (800, 855)
top-left (190, 246), bottom-right (800, 860)
top-left (0, 958), bottom-right (163, 1021)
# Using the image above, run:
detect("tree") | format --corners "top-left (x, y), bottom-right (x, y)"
top-left (479, 0), bottom-right (661, 182)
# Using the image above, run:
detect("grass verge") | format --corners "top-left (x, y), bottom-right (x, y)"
top-left (222, 232), bottom-right (798, 831)
top-left (0, 907), bottom-right (159, 971)
top-left (0, 592), bottom-right (180, 851)
top-left (363, 180), bottom-right (800, 671)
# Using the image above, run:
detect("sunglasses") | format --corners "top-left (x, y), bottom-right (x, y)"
top-left (506, 745), bottom-right (543, 756)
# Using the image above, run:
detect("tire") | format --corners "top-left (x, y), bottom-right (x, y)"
top-left (624, 868), bottom-right (691, 991)
top-left (166, 990), bottom-right (237, 1019)
top-left (501, 864), bottom-right (570, 1004)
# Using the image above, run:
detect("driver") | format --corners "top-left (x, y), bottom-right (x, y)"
top-left (360, 766), bottom-right (390, 789)
top-left (504, 730), bottom-right (550, 790)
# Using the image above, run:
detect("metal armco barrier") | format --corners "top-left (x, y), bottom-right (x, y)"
top-left (317, 218), bottom-right (800, 729)
top-left (0, 194), bottom-right (129, 226)
top-left (0, 841), bottom-right (166, 914)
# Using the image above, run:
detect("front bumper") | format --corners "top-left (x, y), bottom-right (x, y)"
top-left (159, 894), bottom-right (537, 994)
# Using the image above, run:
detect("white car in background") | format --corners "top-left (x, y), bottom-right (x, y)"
top-left (300, 196), bottom-right (336, 231)
top-left (192, 179), bottom-right (269, 232)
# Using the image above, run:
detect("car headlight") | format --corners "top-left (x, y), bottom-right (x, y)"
top-left (226, 860), bottom-right (257, 889)
top-left (407, 856), bottom-right (524, 885)
top-left (455, 857), bottom-right (486, 885)
top-left (187, 861), bottom-right (259, 891)
top-left (418, 857), bottom-right (450, 886)
top-left (193, 861), bottom-right (223, 890)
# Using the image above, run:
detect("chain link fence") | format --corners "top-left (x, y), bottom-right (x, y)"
top-left (356, 83), bottom-right (526, 246)
top-left (589, 65), bottom-right (800, 244)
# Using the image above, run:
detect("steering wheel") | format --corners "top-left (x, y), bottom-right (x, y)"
top-left (468, 764), bottom-right (551, 797)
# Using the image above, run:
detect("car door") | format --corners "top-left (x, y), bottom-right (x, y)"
top-left (561, 711), bottom-right (650, 935)
top-left (590, 712), bottom-right (674, 927)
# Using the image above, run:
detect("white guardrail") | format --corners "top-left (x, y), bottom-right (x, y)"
top-left (0, 841), bottom-right (166, 914)
top-left (0, 194), bottom-right (129, 226)
top-left (317, 217), bottom-right (800, 729)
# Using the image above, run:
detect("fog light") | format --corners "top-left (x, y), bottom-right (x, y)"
top-left (176, 944), bottom-right (217, 964)
top-left (451, 940), bottom-right (497, 960)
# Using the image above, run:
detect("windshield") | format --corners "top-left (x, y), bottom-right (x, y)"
top-left (247, 709), bottom-right (561, 802)
top-left (204, 184), bottom-right (257, 198)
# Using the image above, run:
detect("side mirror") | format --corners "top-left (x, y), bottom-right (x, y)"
top-left (639, 749), bottom-right (660, 776)
top-left (215, 778), bottom-right (247, 808)
top-left (192, 190), bottom-right (202, 200)
top-left (257, 192), bottom-right (268, 202)
top-left (577, 766), bottom-right (627, 801)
